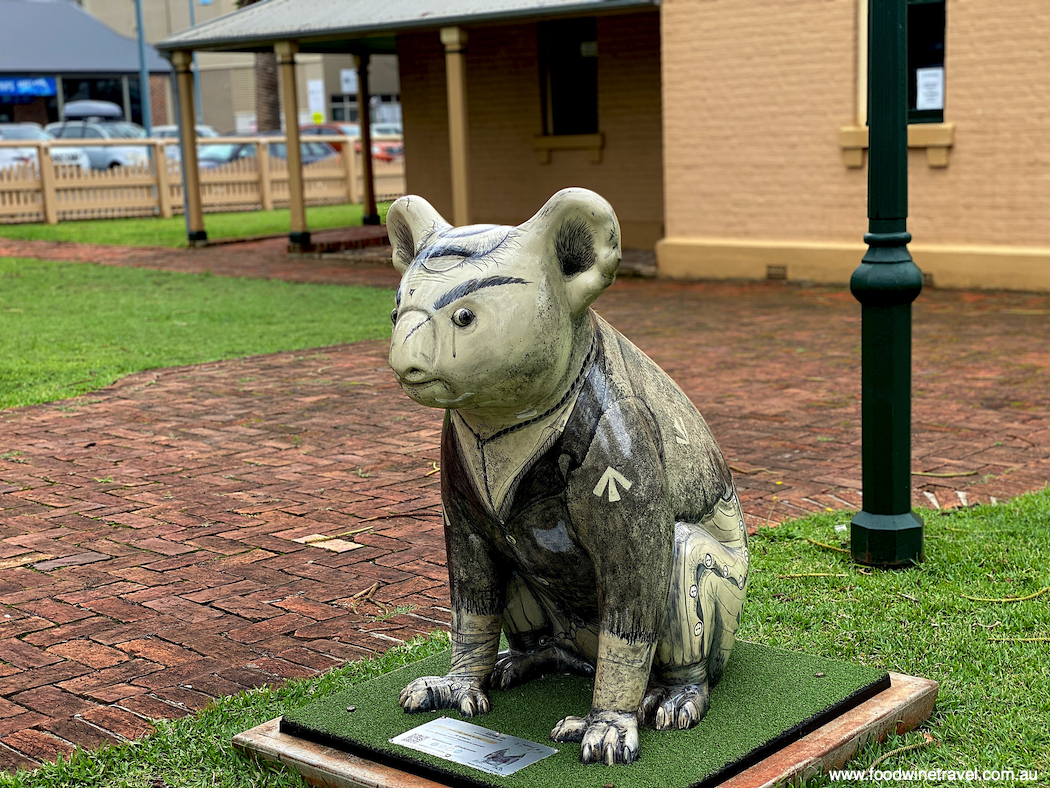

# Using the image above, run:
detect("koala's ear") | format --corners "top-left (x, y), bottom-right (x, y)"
top-left (386, 196), bottom-right (451, 275)
top-left (524, 188), bottom-right (621, 315)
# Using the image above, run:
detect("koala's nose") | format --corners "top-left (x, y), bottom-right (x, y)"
top-left (389, 311), bottom-right (435, 381)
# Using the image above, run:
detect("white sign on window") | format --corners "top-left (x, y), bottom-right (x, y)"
top-left (340, 69), bottom-right (359, 95)
top-left (915, 66), bottom-right (945, 111)
top-left (307, 79), bottom-right (326, 124)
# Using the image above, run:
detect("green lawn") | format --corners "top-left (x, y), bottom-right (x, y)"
top-left (0, 203), bottom-right (391, 248)
top-left (2, 492), bottom-right (1047, 787)
top-left (747, 495), bottom-right (1050, 785)
top-left (0, 258), bottom-right (393, 410)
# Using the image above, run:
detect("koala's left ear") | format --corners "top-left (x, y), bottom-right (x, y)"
top-left (523, 188), bottom-right (621, 315)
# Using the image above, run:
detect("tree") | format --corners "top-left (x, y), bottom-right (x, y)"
top-left (236, 0), bottom-right (281, 131)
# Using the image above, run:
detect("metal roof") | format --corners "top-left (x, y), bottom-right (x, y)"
top-left (156, 0), bottom-right (658, 54)
top-left (0, 0), bottom-right (171, 74)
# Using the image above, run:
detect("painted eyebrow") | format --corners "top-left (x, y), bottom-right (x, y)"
top-left (432, 276), bottom-right (529, 311)
top-left (417, 231), bottom-right (512, 265)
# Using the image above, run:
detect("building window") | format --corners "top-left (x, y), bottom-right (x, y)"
top-left (538, 17), bottom-right (598, 136)
top-left (907, 0), bottom-right (946, 123)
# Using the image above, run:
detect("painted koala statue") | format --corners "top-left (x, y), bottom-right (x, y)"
top-left (387, 188), bottom-right (748, 765)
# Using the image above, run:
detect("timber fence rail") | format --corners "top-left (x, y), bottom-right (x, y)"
top-left (0, 135), bottom-right (405, 225)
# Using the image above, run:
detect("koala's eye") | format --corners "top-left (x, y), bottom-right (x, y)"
top-left (451, 308), bottom-right (475, 328)
top-left (390, 308), bottom-right (398, 324)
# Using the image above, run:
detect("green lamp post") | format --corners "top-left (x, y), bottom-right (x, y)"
top-left (850, 0), bottom-right (925, 567)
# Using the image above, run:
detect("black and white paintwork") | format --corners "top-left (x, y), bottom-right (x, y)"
top-left (386, 189), bottom-right (748, 765)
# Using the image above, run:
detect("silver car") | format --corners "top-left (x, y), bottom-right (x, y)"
top-left (44, 119), bottom-right (150, 170)
top-left (45, 101), bottom-right (150, 170)
top-left (0, 123), bottom-right (90, 172)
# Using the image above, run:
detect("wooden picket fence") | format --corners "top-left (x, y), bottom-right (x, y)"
top-left (0, 136), bottom-right (405, 225)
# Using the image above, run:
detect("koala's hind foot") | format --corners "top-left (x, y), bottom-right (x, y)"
top-left (551, 710), bottom-right (639, 765)
top-left (399, 674), bottom-right (490, 718)
top-left (639, 681), bottom-right (711, 730)
top-left (490, 645), bottom-right (595, 690)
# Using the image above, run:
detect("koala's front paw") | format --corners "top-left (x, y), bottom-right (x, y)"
top-left (491, 646), bottom-right (595, 690)
top-left (639, 682), bottom-right (710, 730)
top-left (550, 710), bottom-right (639, 765)
top-left (399, 675), bottom-right (491, 718)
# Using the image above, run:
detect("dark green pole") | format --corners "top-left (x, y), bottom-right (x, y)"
top-left (850, 0), bottom-right (924, 567)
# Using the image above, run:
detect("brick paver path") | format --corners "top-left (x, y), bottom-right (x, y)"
top-left (1, 236), bottom-right (1048, 772)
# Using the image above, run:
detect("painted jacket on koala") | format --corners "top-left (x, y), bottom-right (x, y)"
top-left (440, 311), bottom-right (738, 646)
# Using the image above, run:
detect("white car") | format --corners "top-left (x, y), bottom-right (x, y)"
top-left (0, 123), bottom-right (90, 172)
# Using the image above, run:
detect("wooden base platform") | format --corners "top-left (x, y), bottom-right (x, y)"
top-left (233, 672), bottom-right (937, 788)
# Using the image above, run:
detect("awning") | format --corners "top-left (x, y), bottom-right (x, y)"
top-left (0, 0), bottom-right (171, 74)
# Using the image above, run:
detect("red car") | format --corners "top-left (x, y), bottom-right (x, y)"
top-left (300, 123), bottom-right (403, 161)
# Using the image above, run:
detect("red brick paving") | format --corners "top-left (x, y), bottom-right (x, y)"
top-left (1, 234), bottom-right (1049, 771)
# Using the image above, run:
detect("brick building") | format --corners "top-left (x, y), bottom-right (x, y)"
top-left (159, 0), bottom-right (1050, 291)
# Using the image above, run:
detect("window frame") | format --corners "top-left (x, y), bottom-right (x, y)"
top-left (857, 0), bottom-right (946, 126)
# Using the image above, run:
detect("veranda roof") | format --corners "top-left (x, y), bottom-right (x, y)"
top-left (156, 0), bottom-right (657, 54)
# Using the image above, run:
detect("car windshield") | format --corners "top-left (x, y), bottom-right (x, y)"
top-left (268, 142), bottom-right (331, 158)
top-left (198, 143), bottom-right (240, 160)
top-left (337, 124), bottom-right (360, 136)
top-left (99, 122), bottom-right (146, 139)
top-left (0, 126), bottom-right (51, 141)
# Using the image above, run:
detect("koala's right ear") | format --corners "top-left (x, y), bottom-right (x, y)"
top-left (386, 196), bottom-right (451, 275)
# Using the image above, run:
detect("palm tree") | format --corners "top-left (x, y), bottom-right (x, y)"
top-left (235, 0), bottom-right (280, 131)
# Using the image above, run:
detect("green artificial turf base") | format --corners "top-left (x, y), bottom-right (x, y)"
top-left (280, 641), bottom-right (889, 788)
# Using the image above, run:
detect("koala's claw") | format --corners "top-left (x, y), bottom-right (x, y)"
top-left (551, 710), bottom-right (639, 765)
top-left (399, 675), bottom-right (491, 718)
top-left (491, 646), bottom-right (595, 690)
top-left (640, 682), bottom-right (710, 730)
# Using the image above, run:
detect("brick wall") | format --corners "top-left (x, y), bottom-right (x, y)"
top-left (149, 75), bottom-right (170, 126)
top-left (662, 0), bottom-right (863, 244)
top-left (397, 11), bottom-right (663, 247)
top-left (12, 98), bottom-right (50, 126)
top-left (910, 0), bottom-right (1050, 247)
top-left (661, 0), bottom-right (1050, 249)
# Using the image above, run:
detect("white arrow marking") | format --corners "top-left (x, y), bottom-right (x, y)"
top-left (673, 416), bottom-right (690, 445)
top-left (593, 467), bottom-right (633, 503)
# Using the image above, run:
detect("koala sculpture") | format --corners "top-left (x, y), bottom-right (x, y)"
top-left (387, 188), bottom-right (748, 765)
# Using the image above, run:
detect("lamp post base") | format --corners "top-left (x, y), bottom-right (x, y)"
top-left (851, 510), bottom-right (925, 568)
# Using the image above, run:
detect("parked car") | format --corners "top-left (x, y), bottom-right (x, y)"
top-left (299, 123), bottom-right (403, 161)
top-left (150, 124), bottom-right (221, 161)
top-left (370, 122), bottom-right (403, 137)
top-left (44, 100), bottom-right (149, 170)
top-left (196, 131), bottom-right (337, 169)
top-left (0, 123), bottom-right (90, 172)
top-left (151, 124), bottom-right (221, 140)
top-left (367, 137), bottom-right (404, 162)
top-left (299, 122), bottom-right (360, 151)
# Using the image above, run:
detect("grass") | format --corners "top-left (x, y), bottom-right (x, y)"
top-left (2, 491), bottom-right (1047, 788)
top-left (0, 203), bottom-right (391, 248)
top-left (750, 494), bottom-right (1050, 786)
top-left (0, 258), bottom-right (394, 410)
